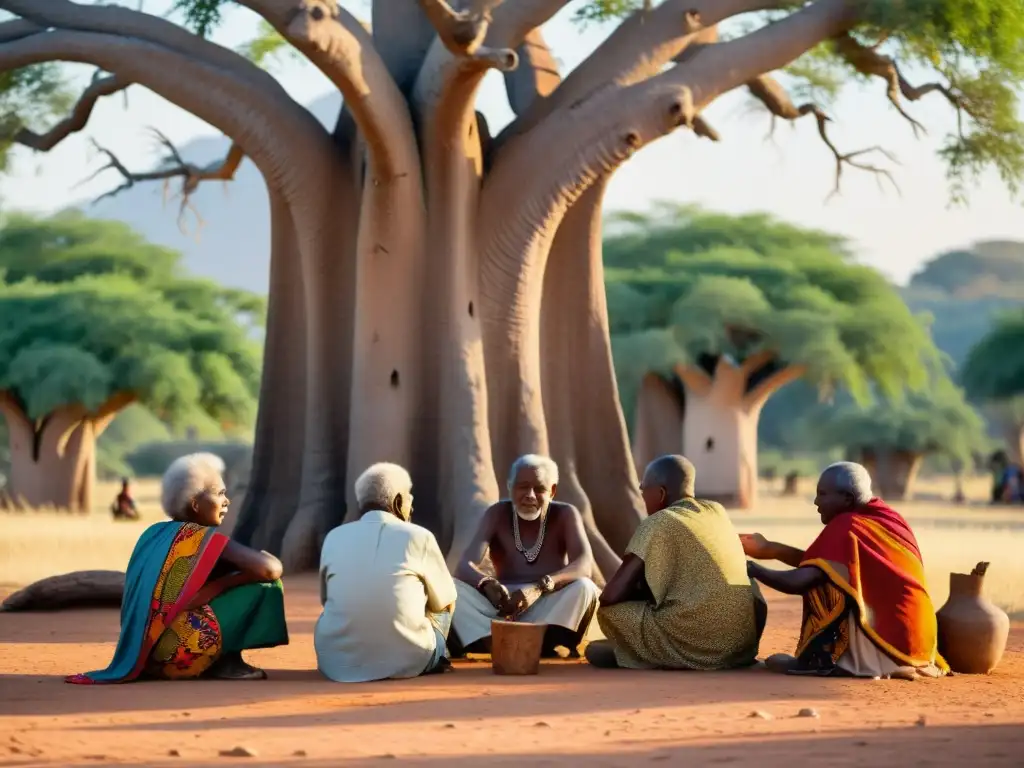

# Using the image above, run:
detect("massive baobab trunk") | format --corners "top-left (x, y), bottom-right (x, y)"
top-left (0, 392), bottom-right (132, 512)
top-left (675, 355), bottom-right (803, 508)
top-left (858, 448), bottom-right (923, 501)
top-left (1, 0), bottom-right (869, 571)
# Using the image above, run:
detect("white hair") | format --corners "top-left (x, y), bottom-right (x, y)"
top-left (822, 461), bottom-right (873, 505)
top-left (161, 452), bottom-right (227, 521)
top-left (507, 454), bottom-right (559, 491)
top-left (354, 462), bottom-right (413, 512)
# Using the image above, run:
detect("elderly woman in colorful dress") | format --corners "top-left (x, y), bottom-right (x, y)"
top-left (67, 453), bottom-right (289, 684)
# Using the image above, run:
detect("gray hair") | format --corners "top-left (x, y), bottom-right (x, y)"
top-left (643, 454), bottom-right (696, 500)
top-left (354, 462), bottom-right (413, 512)
top-left (821, 461), bottom-right (873, 505)
top-left (161, 452), bottom-right (227, 521)
top-left (507, 454), bottom-right (559, 491)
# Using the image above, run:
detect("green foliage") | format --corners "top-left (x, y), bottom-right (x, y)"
top-left (806, 379), bottom-right (988, 463)
top-left (961, 309), bottom-right (1024, 401)
top-left (235, 19), bottom-right (301, 70)
top-left (0, 213), bottom-right (264, 431)
top-left (606, 204), bottom-right (941, 408)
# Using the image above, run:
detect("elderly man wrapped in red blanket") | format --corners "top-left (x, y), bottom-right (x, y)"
top-left (742, 462), bottom-right (947, 679)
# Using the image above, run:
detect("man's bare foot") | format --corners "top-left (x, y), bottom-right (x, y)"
top-left (206, 652), bottom-right (267, 680)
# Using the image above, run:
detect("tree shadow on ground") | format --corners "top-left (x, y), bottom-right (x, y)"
top-left (0, 662), bottom-right (840, 718)
top-left (17, 722), bottom-right (1024, 768)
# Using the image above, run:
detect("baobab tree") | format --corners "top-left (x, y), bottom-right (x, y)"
top-left (2, 0), bottom-right (1022, 576)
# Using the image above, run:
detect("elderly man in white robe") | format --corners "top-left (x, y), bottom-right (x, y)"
top-left (315, 462), bottom-right (457, 682)
top-left (451, 454), bottom-right (601, 657)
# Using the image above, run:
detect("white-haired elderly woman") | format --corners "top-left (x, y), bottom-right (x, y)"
top-left (451, 454), bottom-right (600, 658)
top-left (741, 462), bottom-right (947, 680)
top-left (314, 462), bottom-right (458, 683)
top-left (66, 453), bottom-right (288, 686)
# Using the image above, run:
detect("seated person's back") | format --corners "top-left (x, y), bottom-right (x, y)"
top-left (593, 455), bottom-right (762, 670)
top-left (316, 463), bottom-right (455, 683)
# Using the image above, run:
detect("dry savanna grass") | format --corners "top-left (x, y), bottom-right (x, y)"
top-left (1, 474), bottom-right (1021, 617)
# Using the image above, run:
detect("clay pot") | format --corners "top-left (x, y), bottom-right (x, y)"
top-left (936, 563), bottom-right (1010, 674)
top-left (490, 620), bottom-right (547, 676)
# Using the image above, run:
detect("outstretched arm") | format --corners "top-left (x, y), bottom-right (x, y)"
top-left (453, 504), bottom-right (498, 585)
top-left (740, 533), bottom-right (805, 568)
top-left (747, 562), bottom-right (825, 595)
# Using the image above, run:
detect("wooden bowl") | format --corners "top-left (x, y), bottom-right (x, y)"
top-left (490, 619), bottom-right (547, 675)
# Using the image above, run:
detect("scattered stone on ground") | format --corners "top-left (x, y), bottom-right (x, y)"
top-left (797, 708), bottom-right (820, 719)
top-left (749, 710), bottom-right (774, 720)
top-left (219, 746), bottom-right (258, 757)
top-left (292, 749), bottom-right (307, 757)
top-left (168, 749), bottom-right (180, 757)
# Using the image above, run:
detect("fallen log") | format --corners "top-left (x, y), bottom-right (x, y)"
top-left (0, 570), bottom-right (125, 612)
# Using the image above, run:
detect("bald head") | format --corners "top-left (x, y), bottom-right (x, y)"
top-left (641, 454), bottom-right (696, 513)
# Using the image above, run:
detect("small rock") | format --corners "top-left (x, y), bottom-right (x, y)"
top-left (748, 710), bottom-right (773, 720)
top-left (534, 721), bottom-right (551, 728)
top-left (915, 715), bottom-right (927, 727)
top-left (292, 750), bottom-right (307, 757)
top-left (219, 746), bottom-right (258, 758)
top-left (168, 749), bottom-right (180, 757)
top-left (182, 712), bottom-right (192, 717)
top-left (444, 723), bottom-right (457, 729)
top-left (797, 708), bottom-right (819, 719)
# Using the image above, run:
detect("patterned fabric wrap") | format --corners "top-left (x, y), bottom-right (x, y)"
top-left (797, 498), bottom-right (947, 671)
top-left (794, 581), bottom-right (851, 672)
top-left (66, 521), bottom-right (228, 684)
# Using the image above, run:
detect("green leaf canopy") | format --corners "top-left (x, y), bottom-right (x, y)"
top-left (0, 212), bottom-right (263, 429)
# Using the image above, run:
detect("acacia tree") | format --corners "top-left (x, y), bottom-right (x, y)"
top-left (961, 309), bottom-right (1024, 463)
top-left (807, 380), bottom-right (986, 499)
top-left (608, 208), bottom-right (940, 506)
top-left (0, 212), bottom-right (263, 511)
top-left (2, 0), bottom-right (1023, 573)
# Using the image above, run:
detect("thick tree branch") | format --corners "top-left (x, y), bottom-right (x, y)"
top-left (0, 17), bottom-right (40, 43)
top-left (14, 72), bottom-right (129, 152)
top-left (744, 364), bottom-right (807, 410)
top-left (0, 0), bottom-right (287, 99)
top-left (236, 0), bottom-right (419, 178)
top-left (90, 392), bottom-right (137, 437)
top-left (0, 30), bottom-right (336, 208)
top-left (678, 0), bottom-right (859, 108)
top-left (503, 28), bottom-right (561, 118)
top-left (739, 348), bottom-right (777, 378)
top-left (748, 73), bottom-right (899, 199)
top-left (674, 363), bottom-right (713, 398)
top-left (82, 132), bottom-right (245, 234)
top-left (487, 0), bottom-right (571, 50)
top-left (418, 0), bottom-right (509, 60)
top-left (833, 33), bottom-right (964, 138)
top-left (497, 0), bottom-right (776, 146)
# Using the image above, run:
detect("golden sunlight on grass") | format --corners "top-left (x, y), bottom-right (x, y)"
top-left (1, 475), bottom-right (1021, 616)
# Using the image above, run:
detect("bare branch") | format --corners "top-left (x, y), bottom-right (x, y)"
top-left (417, 0), bottom-right (517, 70)
top-left (748, 73), bottom-right (900, 200)
top-left (14, 73), bottom-right (130, 153)
top-left (0, 0), bottom-right (287, 99)
top-left (833, 33), bottom-right (963, 139)
top-left (744, 364), bottom-right (807, 410)
top-left (82, 131), bottom-right (245, 234)
top-left (692, 115), bottom-right (720, 141)
top-left (674, 364), bottom-right (713, 398)
top-left (0, 17), bottom-right (41, 43)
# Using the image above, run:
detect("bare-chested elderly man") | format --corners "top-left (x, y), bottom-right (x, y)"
top-left (451, 454), bottom-right (600, 657)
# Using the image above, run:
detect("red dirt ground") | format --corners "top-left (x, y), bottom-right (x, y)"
top-left (2, 575), bottom-right (1022, 767)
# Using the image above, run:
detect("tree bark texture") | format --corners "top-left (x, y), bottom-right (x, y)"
top-left (0, 0), bottom-right (857, 572)
top-left (858, 448), bottom-right (924, 501)
top-left (675, 356), bottom-right (803, 508)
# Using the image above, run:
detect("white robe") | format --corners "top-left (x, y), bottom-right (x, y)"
top-left (452, 578), bottom-right (601, 647)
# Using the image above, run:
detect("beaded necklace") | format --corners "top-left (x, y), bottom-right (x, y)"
top-left (512, 506), bottom-right (547, 563)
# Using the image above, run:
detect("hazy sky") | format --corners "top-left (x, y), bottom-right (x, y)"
top-left (5, 0), bottom-right (1024, 284)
